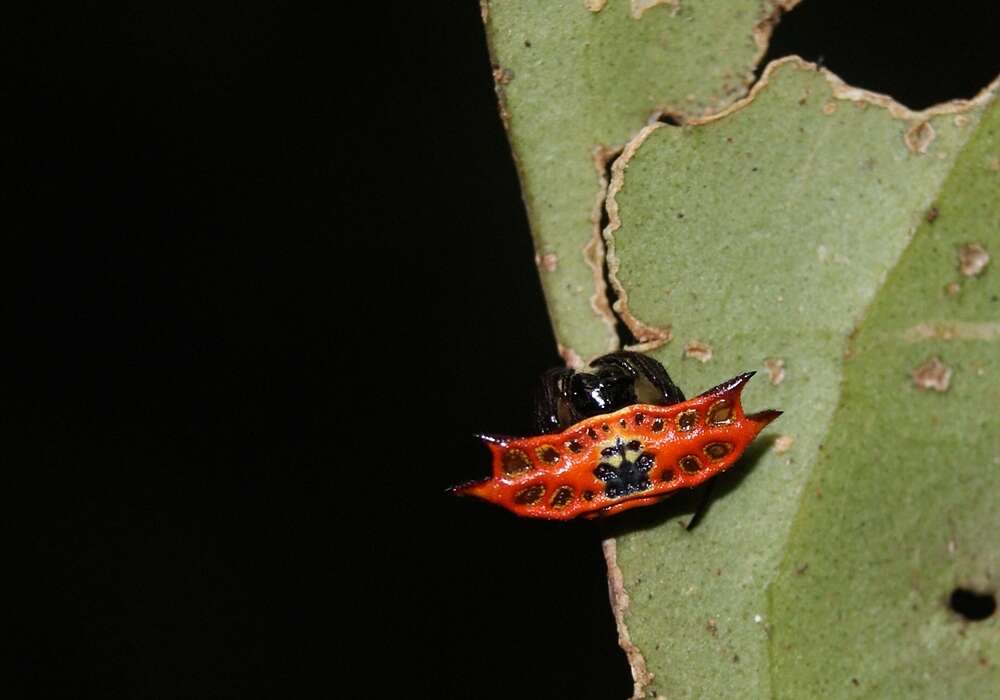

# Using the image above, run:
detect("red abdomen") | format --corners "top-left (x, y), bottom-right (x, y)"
top-left (451, 372), bottom-right (780, 520)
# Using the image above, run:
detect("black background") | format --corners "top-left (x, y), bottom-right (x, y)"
top-left (4, 2), bottom-right (1000, 698)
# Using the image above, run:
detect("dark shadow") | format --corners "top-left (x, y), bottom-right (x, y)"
top-left (655, 111), bottom-right (684, 127)
top-left (597, 148), bottom-right (639, 349)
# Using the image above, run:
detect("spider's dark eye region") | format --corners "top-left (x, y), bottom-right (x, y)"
top-left (532, 351), bottom-right (687, 434)
top-left (569, 367), bottom-right (637, 417)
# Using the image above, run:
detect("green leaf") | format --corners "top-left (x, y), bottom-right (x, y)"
top-left (605, 58), bottom-right (999, 697)
top-left (485, 4), bottom-right (1000, 697)
top-left (766, 76), bottom-right (1000, 699)
top-left (482, 0), bottom-right (798, 363)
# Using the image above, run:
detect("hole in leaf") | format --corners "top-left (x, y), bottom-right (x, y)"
top-left (655, 112), bottom-right (683, 126)
top-left (949, 587), bottom-right (996, 621)
top-left (759, 0), bottom-right (1000, 109)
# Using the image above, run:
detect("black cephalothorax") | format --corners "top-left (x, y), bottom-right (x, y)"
top-left (533, 351), bottom-right (686, 434)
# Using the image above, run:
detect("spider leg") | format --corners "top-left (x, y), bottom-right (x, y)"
top-left (591, 351), bottom-right (685, 405)
top-left (685, 478), bottom-right (717, 531)
top-left (532, 366), bottom-right (577, 434)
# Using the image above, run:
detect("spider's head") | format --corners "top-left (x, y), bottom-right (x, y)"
top-left (569, 365), bottom-right (637, 417)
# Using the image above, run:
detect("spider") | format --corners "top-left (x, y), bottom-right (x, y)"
top-left (452, 351), bottom-right (779, 522)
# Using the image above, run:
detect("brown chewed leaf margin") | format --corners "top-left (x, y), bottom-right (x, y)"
top-left (481, 1), bottom-right (809, 363)
top-left (602, 538), bottom-right (659, 700)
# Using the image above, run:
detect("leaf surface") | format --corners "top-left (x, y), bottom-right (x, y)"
top-left (483, 0), bottom-right (798, 362)
top-left (607, 59), bottom-right (999, 697)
